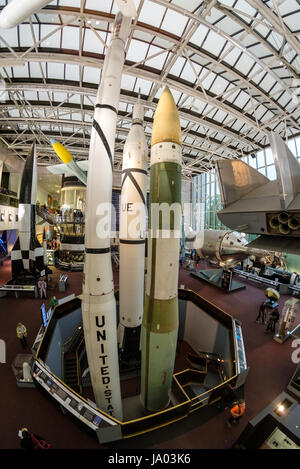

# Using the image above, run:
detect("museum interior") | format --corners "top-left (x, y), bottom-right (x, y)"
top-left (0, 0), bottom-right (299, 451)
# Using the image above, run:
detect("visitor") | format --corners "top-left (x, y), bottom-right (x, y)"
top-left (256, 300), bottom-right (267, 324)
top-left (226, 399), bottom-right (246, 428)
top-left (266, 308), bottom-right (280, 333)
top-left (38, 277), bottom-right (47, 299)
top-left (18, 428), bottom-right (51, 450)
top-left (16, 322), bottom-right (27, 348)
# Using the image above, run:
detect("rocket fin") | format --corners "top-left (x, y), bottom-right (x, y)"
top-left (47, 160), bottom-right (88, 176)
top-left (248, 235), bottom-right (300, 256)
top-left (269, 132), bottom-right (300, 209)
top-left (216, 159), bottom-right (269, 208)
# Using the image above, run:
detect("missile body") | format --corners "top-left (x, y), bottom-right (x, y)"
top-left (118, 103), bottom-right (148, 358)
top-left (11, 144), bottom-right (45, 279)
top-left (141, 87), bottom-right (182, 412)
top-left (0, 0), bottom-right (53, 29)
top-left (82, 12), bottom-right (132, 421)
top-left (50, 139), bottom-right (87, 186)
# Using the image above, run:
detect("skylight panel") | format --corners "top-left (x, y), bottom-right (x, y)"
top-left (134, 78), bottom-right (152, 95)
top-left (180, 61), bottom-right (198, 84)
top-left (126, 39), bottom-right (149, 63)
top-left (284, 14), bottom-right (299, 33)
top-left (85, 0), bottom-right (112, 11)
top-left (145, 45), bottom-right (168, 69)
top-left (52, 92), bottom-right (68, 102)
top-left (223, 47), bottom-right (242, 67)
top-left (18, 24), bottom-right (39, 47)
top-left (12, 64), bottom-right (29, 78)
top-left (22, 91), bottom-right (38, 101)
top-left (235, 54), bottom-right (255, 76)
top-left (216, 16), bottom-right (242, 36)
top-left (132, 29), bottom-right (154, 43)
top-left (83, 66), bottom-right (101, 84)
top-left (40, 25), bottom-right (61, 48)
top-left (190, 24), bottom-right (209, 47)
top-left (62, 26), bottom-right (79, 50)
top-left (58, 0), bottom-right (81, 7)
top-left (83, 28), bottom-right (106, 55)
top-left (121, 73), bottom-right (136, 91)
top-left (28, 62), bottom-right (44, 79)
top-left (171, 0), bottom-right (201, 12)
top-left (169, 56), bottom-right (185, 77)
top-left (0, 27), bottom-right (18, 48)
top-left (201, 71), bottom-right (216, 90)
top-left (68, 94), bottom-right (81, 104)
top-left (234, 0), bottom-right (257, 19)
top-left (139, 1), bottom-right (166, 28)
top-left (65, 64), bottom-right (80, 82)
top-left (210, 76), bottom-right (228, 95)
top-left (202, 31), bottom-right (226, 57)
top-left (47, 62), bottom-right (64, 80)
top-left (161, 8), bottom-right (188, 36)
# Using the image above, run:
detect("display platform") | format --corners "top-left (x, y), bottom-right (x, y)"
top-left (191, 268), bottom-right (246, 293)
top-left (28, 289), bottom-right (248, 444)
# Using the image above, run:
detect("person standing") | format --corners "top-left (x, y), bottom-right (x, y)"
top-left (256, 301), bottom-right (267, 324)
top-left (38, 277), bottom-right (47, 299)
top-left (227, 399), bottom-right (246, 428)
top-left (16, 323), bottom-right (27, 348)
top-left (49, 296), bottom-right (58, 310)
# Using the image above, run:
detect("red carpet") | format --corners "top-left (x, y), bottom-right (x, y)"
top-left (0, 259), bottom-right (298, 449)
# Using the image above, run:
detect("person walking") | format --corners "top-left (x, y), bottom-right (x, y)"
top-left (16, 322), bottom-right (27, 348)
top-left (256, 301), bottom-right (267, 324)
top-left (266, 308), bottom-right (280, 333)
top-left (227, 398), bottom-right (246, 428)
top-left (18, 428), bottom-right (51, 449)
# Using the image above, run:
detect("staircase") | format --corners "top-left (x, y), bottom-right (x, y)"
top-left (62, 325), bottom-right (84, 392)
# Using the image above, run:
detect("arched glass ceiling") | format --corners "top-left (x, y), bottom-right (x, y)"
top-left (0, 0), bottom-right (299, 176)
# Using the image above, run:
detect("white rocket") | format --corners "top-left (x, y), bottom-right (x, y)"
top-left (82, 12), bottom-right (133, 422)
top-left (118, 102), bottom-right (148, 357)
top-left (0, 0), bottom-right (53, 29)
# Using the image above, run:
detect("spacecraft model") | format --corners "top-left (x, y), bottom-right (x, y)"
top-left (194, 229), bottom-right (268, 266)
top-left (11, 144), bottom-right (46, 279)
top-left (141, 86), bottom-right (182, 412)
top-left (118, 102), bottom-right (148, 359)
top-left (216, 132), bottom-right (300, 255)
top-left (81, 12), bottom-right (133, 422)
top-left (0, 0), bottom-right (53, 29)
top-left (50, 139), bottom-right (87, 186)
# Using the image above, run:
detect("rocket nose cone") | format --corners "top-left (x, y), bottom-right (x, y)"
top-left (151, 86), bottom-right (182, 147)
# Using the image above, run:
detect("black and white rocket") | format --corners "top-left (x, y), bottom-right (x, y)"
top-left (11, 144), bottom-right (45, 279)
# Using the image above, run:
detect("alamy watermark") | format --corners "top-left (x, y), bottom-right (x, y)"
top-left (291, 339), bottom-right (300, 364)
top-left (94, 200), bottom-right (204, 241)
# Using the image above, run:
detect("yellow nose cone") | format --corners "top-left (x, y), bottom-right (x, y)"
top-left (52, 141), bottom-right (73, 164)
top-left (151, 86), bottom-right (182, 147)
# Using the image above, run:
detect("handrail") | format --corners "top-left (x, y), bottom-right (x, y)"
top-left (75, 337), bottom-right (85, 394)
